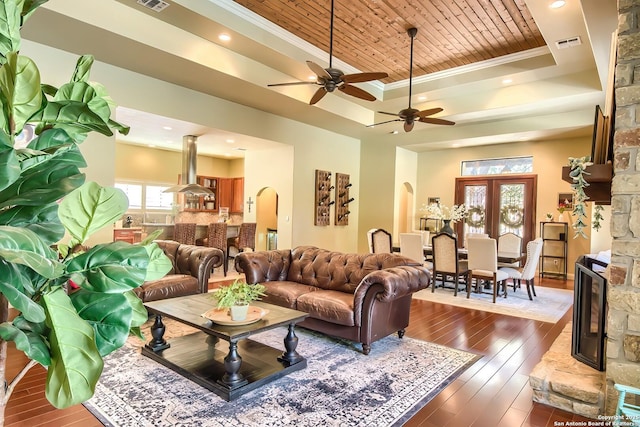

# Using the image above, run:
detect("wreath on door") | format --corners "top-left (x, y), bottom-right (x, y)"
top-left (466, 206), bottom-right (485, 228)
top-left (500, 205), bottom-right (524, 228)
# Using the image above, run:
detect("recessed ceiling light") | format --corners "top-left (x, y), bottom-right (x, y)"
top-left (162, 126), bottom-right (172, 130)
top-left (218, 33), bottom-right (231, 42)
top-left (391, 130), bottom-right (399, 135)
top-left (308, 75), bottom-right (317, 81)
top-left (148, 144), bottom-right (156, 148)
top-left (502, 78), bottom-right (513, 84)
top-left (225, 139), bottom-right (235, 143)
top-left (550, 0), bottom-right (565, 9)
top-left (418, 96), bottom-right (427, 101)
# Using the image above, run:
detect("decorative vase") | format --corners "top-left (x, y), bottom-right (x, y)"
top-left (230, 304), bottom-right (249, 321)
top-left (440, 219), bottom-right (456, 236)
top-left (558, 213), bottom-right (565, 223)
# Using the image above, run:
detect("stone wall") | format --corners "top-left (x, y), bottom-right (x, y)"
top-left (606, 0), bottom-right (640, 414)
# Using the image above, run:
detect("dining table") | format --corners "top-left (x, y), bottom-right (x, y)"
top-left (421, 245), bottom-right (526, 266)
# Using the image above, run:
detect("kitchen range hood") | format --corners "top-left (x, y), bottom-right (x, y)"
top-left (163, 135), bottom-right (213, 194)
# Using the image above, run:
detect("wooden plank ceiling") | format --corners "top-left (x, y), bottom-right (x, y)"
top-left (233, 0), bottom-right (546, 83)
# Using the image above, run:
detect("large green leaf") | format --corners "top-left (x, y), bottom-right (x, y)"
top-left (144, 242), bottom-right (172, 281)
top-left (0, 225), bottom-right (62, 278)
top-left (0, 1), bottom-right (22, 65)
top-left (70, 290), bottom-right (132, 356)
top-left (65, 242), bottom-right (149, 293)
top-left (0, 52), bottom-right (42, 135)
top-left (0, 145), bottom-right (85, 208)
top-left (21, 1), bottom-right (49, 23)
top-left (26, 127), bottom-right (73, 150)
top-left (0, 320), bottom-right (50, 366)
top-left (125, 290), bottom-right (147, 330)
top-left (0, 259), bottom-right (46, 321)
top-left (0, 144), bottom-right (20, 189)
top-left (0, 203), bottom-right (64, 245)
top-left (59, 182), bottom-right (128, 244)
top-left (42, 287), bottom-right (103, 409)
top-left (34, 100), bottom-right (113, 139)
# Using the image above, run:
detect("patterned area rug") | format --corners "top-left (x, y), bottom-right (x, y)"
top-left (413, 285), bottom-right (573, 323)
top-left (85, 319), bottom-right (479, 427)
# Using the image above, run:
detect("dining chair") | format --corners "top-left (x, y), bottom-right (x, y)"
top-left (202, 223), bottom-right (229, 276)
top-left (467, 237), bottom-right (509, 303)
top-left (227, 222), bottom-right (257, 258)
top-left (412, 229), bottom-right (430, 246)
top-left (399, 233), bottom-right (430, 268)
top-left (370, 228), bottom-right (392, 253)
top-left (497, 232), bottom-right (523, 267)
top-left (173, 222), bottom-right (196, 245)
top-left (431, 233), bottom-right (469, 296)
top-left (614, 383), bottom-right (640, 427)
top-left (464, 232), bottom-right (488, 248)
top-left (499, 238), bottom-right (543, 300)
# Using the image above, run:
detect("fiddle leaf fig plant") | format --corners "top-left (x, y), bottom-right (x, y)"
top-left (0, 1), bottom-right (172, 423)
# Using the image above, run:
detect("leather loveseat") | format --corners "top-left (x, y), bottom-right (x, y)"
top-left (235, 245), bottom-right (431, 354)
top-left (134, 240), bottom-right (224, 303)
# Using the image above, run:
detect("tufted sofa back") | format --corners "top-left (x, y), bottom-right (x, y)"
top-left (155, 239), bottom-right (219, 278)
top-left (237, 245), bottom-right (421, 294)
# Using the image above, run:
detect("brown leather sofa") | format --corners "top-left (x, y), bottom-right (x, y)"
top-left (235, 245), bottom-right (431, 354)
top-left (134, 240), bottom-right (224, 302)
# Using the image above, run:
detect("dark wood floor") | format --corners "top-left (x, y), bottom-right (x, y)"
top-left (4, 277), bottom-right (589, 427)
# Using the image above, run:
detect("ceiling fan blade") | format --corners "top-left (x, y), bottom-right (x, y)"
top-left (378, 111), bottom-right (401, 117)
top-left (419, 117), bottom-right (456, 126)
top-left (339, 84), bottom-right (376, 101)
top-left (342, 72), bottom-right (389, 83)
top-left (309, 87), bottom-right (328, 105)
top-left (268, 81), bottom-right (318, 87)
top-left (416, 107), bottom-right (444, 117)
top-left (366, 118), bottom-right (402, 128)
top-left (404, 121), bottom-right (415, 132)
top-left (306, 61), bottom-right (331, 79)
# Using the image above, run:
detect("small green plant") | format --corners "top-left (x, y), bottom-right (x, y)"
top-left (213, 279), bottom-right (266, 308)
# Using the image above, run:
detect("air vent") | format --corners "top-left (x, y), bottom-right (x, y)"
top-left (555, 36), bottom-right (582, 49)
top-left (137, 0), bottom-right (170, 12)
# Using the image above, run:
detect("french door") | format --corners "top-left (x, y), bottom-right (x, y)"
top-left (454, 175), bottom-right (537, 246)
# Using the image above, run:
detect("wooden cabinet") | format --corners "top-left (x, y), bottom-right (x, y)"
top-left (218, 177), bottom-right (244, 213)
top-left (113, 228), bottom-right (142, 244)
top-left (178, 175), bottom-right (243, 213)
top-left (539, 222), bottom-right (568, 280)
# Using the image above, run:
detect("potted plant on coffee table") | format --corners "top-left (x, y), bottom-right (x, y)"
top-left (212, 279), bottom-right (266, 321)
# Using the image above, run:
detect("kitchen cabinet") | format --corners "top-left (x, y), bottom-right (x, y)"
top-left (539, 221), bottom-right (568, 280)
top-left (218, 177), bottom-right (244, 213)
top-left (113, 228), bottom-right (142, 244)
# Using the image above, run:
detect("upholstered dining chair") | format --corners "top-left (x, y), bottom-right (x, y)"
top-left (228, 222), bottom-right (256, 258)
top-left (464, 232), bottom-right (489, 248)
top-left (173, 222), bottom-right (196, 245)
top-left (370, 228), bottom-right (392, 253)
top-left (497, 232), bottom-right (523, 267)
top-left (431, 233), bottom-right (469, 296)
top-left (399, 233), bottom-right (430, 269)
top-left (200, 222), bottom-right (229, 276)
top-left (467, 237), bottom-right (509, 303)
top-left (499, 238), bottom-right (543, 300)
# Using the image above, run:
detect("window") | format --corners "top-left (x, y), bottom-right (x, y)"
top-left (115, 183), bottom-right (142, 209)
top-left (461, 156), bottom-right (533, 176)
top-left (115, 182), bottom-right (174, 211)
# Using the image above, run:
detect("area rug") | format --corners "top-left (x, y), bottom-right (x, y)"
top-left (84, 320), bottom-right (480, 427)
top-left (413, 285), bottom-right (573, 323)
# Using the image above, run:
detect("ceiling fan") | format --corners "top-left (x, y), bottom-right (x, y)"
top-left (367, 27), bottom-right (455, 132)
top-left (267, 0), bottom-right (388, 105)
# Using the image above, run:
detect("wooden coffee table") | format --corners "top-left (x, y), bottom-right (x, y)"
top-left (142, 293), bottom-right (309, 401)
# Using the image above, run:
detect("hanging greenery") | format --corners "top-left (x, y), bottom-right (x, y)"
top-left (568, 156), bottom-right (593, 238)
top-left (593, 205), bottom-right (604, 231)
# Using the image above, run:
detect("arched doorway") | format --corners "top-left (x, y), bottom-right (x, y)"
top-left (256, 187), bottom-right (278, 251)
top-left (398, 182), bottom-right (415, 234)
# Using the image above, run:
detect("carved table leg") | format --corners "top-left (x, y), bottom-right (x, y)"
top-left (217, 340), bottom-right (248, 389)
top-left (278, 323), bottom-right (304, 366)
top-left (145, 314), bottom-right (170, 352)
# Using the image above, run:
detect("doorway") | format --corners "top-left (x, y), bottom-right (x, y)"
top-left (454, 175), bottom-right (537, 245)
top-left (398, 182), bottom-right (414, 233)
top-left (256, 187), bottom-right (278, 251)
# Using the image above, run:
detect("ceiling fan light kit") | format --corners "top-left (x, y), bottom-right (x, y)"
top-left (267, 0), bottom-right (388, 105)
top-left (367, 27), bottom-right (455, 132)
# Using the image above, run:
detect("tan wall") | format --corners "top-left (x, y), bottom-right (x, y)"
top-left (417, 137), bottom-right (597, 270)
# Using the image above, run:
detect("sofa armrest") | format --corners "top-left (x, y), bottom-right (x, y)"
top-left (354, 265), bottom-right (431, 306)
top-left (177, 245), bottom-right (224, 293)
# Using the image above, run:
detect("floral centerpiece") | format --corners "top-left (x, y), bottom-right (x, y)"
top-left (421, 203), bottom-right (468, 236)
